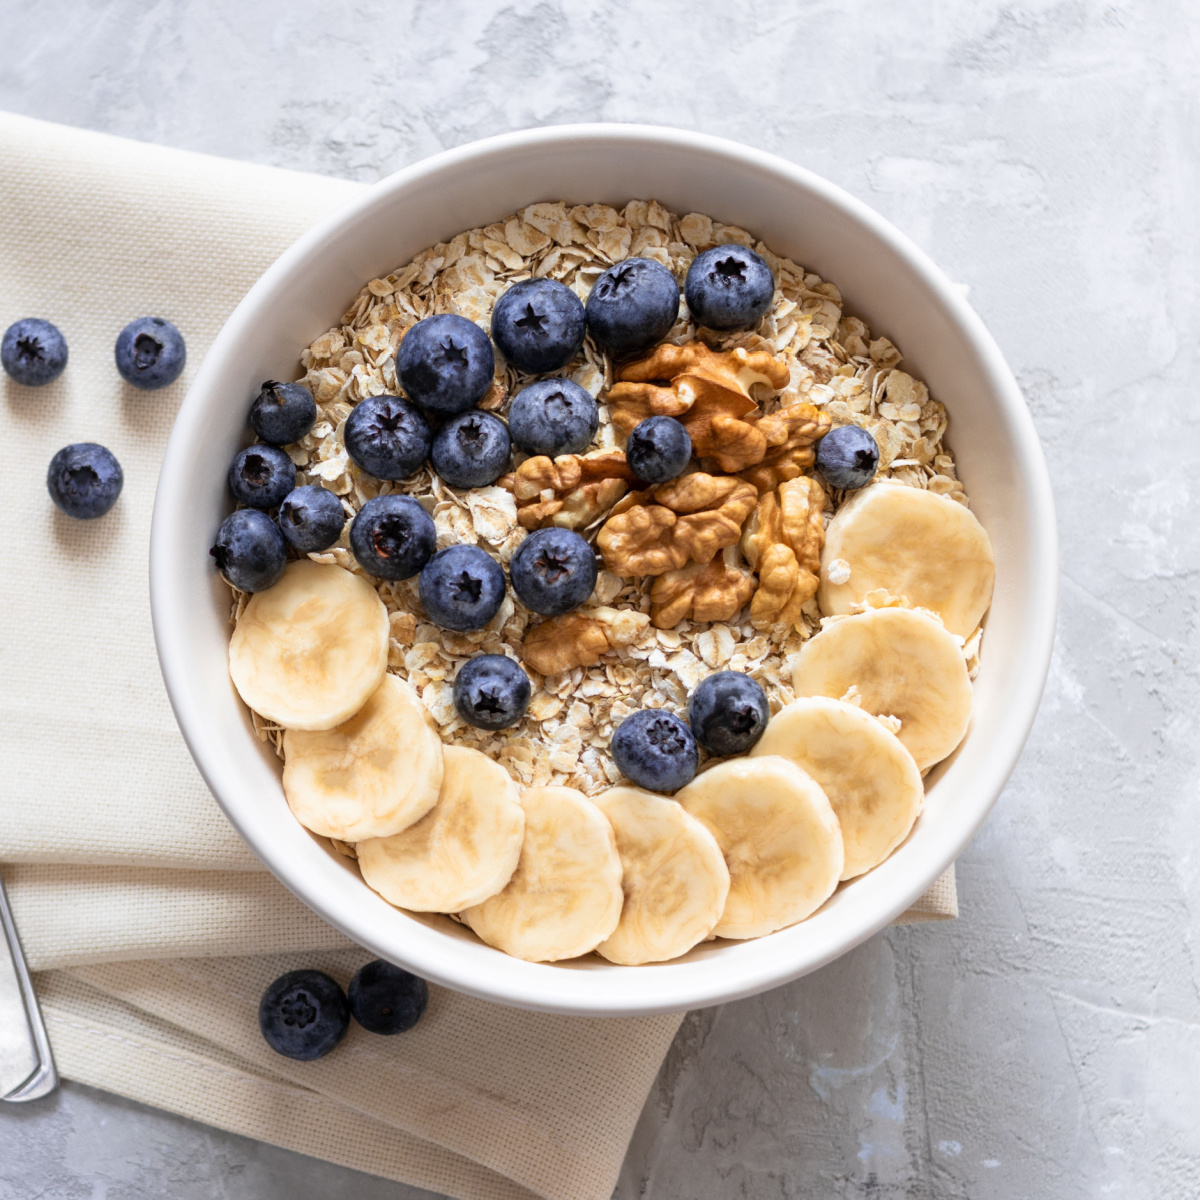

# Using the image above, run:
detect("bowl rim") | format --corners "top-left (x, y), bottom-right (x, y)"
top-left (150, 123), bottom-right (1058, 1015)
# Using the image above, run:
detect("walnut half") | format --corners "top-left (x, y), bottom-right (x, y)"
top-left (740, 475), bottom-right (826, 629)
top-left (649, 546), bottom-right (757, 629)
top-left (520, 606), bottom-right (652, 675)
top-left (510, 449), bottom-right (636, 531)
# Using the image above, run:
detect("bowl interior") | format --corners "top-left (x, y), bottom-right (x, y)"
top-left (151, 126), bottom-right (1056, 1016)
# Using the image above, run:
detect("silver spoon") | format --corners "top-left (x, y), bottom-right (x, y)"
top-left (0, 870), bottom-right (57, 1101)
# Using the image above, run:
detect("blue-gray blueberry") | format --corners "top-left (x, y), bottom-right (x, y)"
top-left (815, 424), bottom-right (879, 491)
top-left (418, 545), bottom-right (506, 632)
top-left (506, 378), bottom-right (598, 457)
top-left (344, 394), bottom-right (431, 480)
top-left (278, 485), bottom-right (346, 554)
top-left (509, 527), bottom-right (597, 616)
top-left (258, 969), bottom-right (349, 1061)
top-left (348, 960), bottom-right (428, 1035)
top-left (491, 278), bottom-right (585, 374)
top-left (453, 655), bottom-right (531, 731)
top-left (687, 671), bottom-right (770, 757)
top-left (610, 709), bottom-right (698, 792)
top-left (228, 445), bottom-right (296, 510)
top-left (2, 318), bottom-right (67, 385)
top-left (625, 415), bottom-right (691, 483)
top-left (47, 442), bottom-right (123, 519)
top-left (684, 245), bottom-right (774, 331)
top-left (210, 509), bottom-right (287, 592)
top-left (430, 410), bottom-right (511, 488)
top-left (396, 314), bottom-right (494, 415)
top-left (114, 317), bottom-right (186, 389)
top-left (584, 258), bottom-right (679, 359)
top-left (350, 494), bottom-right (436, 580)
top-left (250, 380), bottom-right (317, 446)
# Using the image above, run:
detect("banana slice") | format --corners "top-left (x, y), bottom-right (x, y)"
top-left (356, 746), bottom-right (524, 912)
top-left (676, 757), bottom-right (843, 940)
top-left (592, 787), bottom-right (730, 965)
top-left (818, 483), bottom-right (994, 639)
top-left (282, 674), bottom-right (443, 841)
top-left (792, 606), bottom-right (971, 772)
top-left (229, 560), bottom-right (388, 731)
top-left (460, 786), bottom-right (623, 962)
top-left (751, 698), bottom-right (923, 880)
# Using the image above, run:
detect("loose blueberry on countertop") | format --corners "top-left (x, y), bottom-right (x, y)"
top-left (625, 415), bottom-right (692, 484)
top-left (259, 969), bottom-right (350, 1061)
top-left (453, 654), bottom-right (531, 731)
top-left (396, 314), bottom-right (494, 415)
top-left (687, 671), bottom-right (770, 757)
top-left (228, 444), bottom-right (296, 510)
top-left (348, 960), bottom-right (429, 1035)
top-left (419, 544), bottom-right (507, 632)
top-left (210, 509), bottom-right (287, 592)
top-left (344, 394), bottom-right (431, 481)
top-left (114, 316), bottom-right (186, 389)
top-left (430, 410), bottom-right (511, 489)
top-left (509, 527), bottom-right (598, 617)
top-left (585, 258), bottom-right (680, 360)
top-left (491, 278), bottom-right (586, 375)
top-left (278, 485), bottom-right (346, 554)
top-left (47, 442), bottom-right (123, 519)
top-left (816, 424), bottom-right (879, 491)
top-left (611, 709), bottom-right (698, 793)
top-left (250, 380), bottom-right (317, 446)
top-left (506, 378), bottom-right (598, 457)
top-left (684, 244), bottom-right (774, 332)
top-left (2, 318), bottom-right (67, 386)
top-left (350, 494), bottom-right (436, 580)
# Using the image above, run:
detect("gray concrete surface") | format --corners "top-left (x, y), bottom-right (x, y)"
top-left (1, 1), bottom-right (1195, 1196)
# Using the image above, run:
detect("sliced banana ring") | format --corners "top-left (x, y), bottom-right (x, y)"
top-left (460, 786), bottom-right (623, 962)
top-left (229, 560), bottom-right (388, 731)
top-left (282, 674), bottom-right (443, 841)
top-left (792, 606), bottom-right (971, 773)
top-left (751, 698), bottom-right (923, 880)
top-left (819, 483), bottom-right (995, 639)
top-left (676, 757), bottom-right (843, 940)
top-left (357, 746), bottom-right (524, 913)
top-left (592, 786), bottom-right (730, 966)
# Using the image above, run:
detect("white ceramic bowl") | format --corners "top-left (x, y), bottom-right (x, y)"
top-left (150, 125), bottom-right (1057, 1016)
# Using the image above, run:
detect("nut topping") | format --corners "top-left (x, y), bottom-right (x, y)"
top-left (740, 475), bottom-right (826, 629)
top-left (520, 606), bottom-right (652, 675)
top-left (649, 546), bottom-right (757, 629)
top-left (510, 448), bottom-right (636, 531)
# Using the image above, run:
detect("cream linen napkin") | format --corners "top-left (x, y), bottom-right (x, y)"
top-left (0, 110), bottom-right (956, 1200)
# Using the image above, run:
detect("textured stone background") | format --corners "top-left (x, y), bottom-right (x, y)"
top-left (1, 1), bottom-right (1196, 1197)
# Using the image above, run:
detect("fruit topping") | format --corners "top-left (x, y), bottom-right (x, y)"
top-left (610, 709), bottom-right (698, 792)
top-left (396, 313), bottom-right (494, 415)
top-left (430, 410), bottom-right (511, 488)
top-left (210, 509), bottom-right (287, 592)
top-left (507, 377), bottom-right (598, 457)
top-left (624, 415), bottom-right (692, 483)
top-left (2, 317), bottom-right (67, 386)
top-left (46, 442), bottom-right (123, 519)
top-left (259, 969), bottom-right (349, 1061)
top-left (344, 394), bottom-right (431, 480)
top-left (584, 257), bottom-right (680, 360)
top-left (509, 526), bottom-right (598, 616)
top-left (348, 960), bottom-right (429, 1035)
top-left (277, 484), bottom-right (346, 554)
top-left (249, 380), bottom-right (317, 446)
top-left (114, 316), bottom-right (186, 389)
top-left (815, 423), bottom-right (879, 491)
top-left (490, 278), bottom-right (585, 374)
top-left (452, 654), bottom-right (531, 730)
top-left (349, 494), bottom-right (436, 580)
top-left (228, 444), bottom-right (296, 510)
top-left (418, 545), bottom-right (507, 632)
top-left (684, 244), bottom-right (774, 332)
top-left (687, 671), bottom-right (770, 757)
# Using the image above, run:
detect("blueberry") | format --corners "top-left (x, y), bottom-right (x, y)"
top-left (278, 485), bottom-right (346, 554)
top-left (610, 709), bottom-right (698, 792)
top-left (491, 279), bottom-right (585, 375)
top-left (684, 245), bottom-right (774, 332)
top-left (509, 527), bottom-right (597, 617)
top-left (46, 442), bottom-right (123, 519)
top-left (259, 969), bottom-right (350, 1061)
top-left (210, 509), bottom-right (287, 592)
top-left (453, 654), bottom-right (531, 730)
top-left (816, 424), bottom-right (879, 491)
top-left (507, 378), bottom-right (598, 457)
top-left (430, 410), bottom-right (511, 488)
top-left (250, 380), bottom-right (317, 446)
top-left (228, 444), bottom-right (296, 510)
top-left (625, 416), bottom-right (692, 483)
top-left (687, 672), bottom-right (770, 757)
top-left (2, 318), bottom-right (67, 386)
top-left (397, 314), bottom-right (494, 415)
top-left (350, 494), bottom-right (436, 580)
top-left (419, 545), bottom-right (506, 632)
top-left (114, 316), bottom-right (186, 389)
top-left (348, 960), bottom-right (428, 1035)
top-left (585, 258), bottom-right (680, 359)
top-left (344, 395), bottom-right (431, 480)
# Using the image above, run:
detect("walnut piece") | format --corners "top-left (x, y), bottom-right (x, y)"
top-left (737, 403), bottom-right (832, 493)
top-left (649, 546), bottom-right (757, 628)
top-left (740, 475), bottom-right (826, 629)
top-left (521, 606), bottom-right (651, 675)
top-left (596, 472), bottom-right (758, 577)
top-left (607, 343), bottom-right (793, 472)
top-left (511, 449), bottom-right (636, 531)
